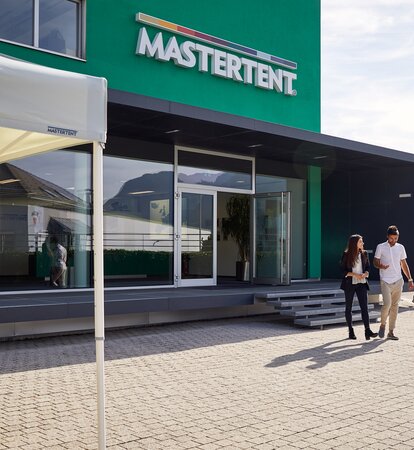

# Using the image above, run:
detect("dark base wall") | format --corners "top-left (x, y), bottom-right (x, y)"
top-left (322, 166), bottom-right (414, 280)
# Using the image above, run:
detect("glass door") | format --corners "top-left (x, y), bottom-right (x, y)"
top-left (177, 189), bottom-right (216, 286)
top-left (253, 192), bottom-right (291, 285)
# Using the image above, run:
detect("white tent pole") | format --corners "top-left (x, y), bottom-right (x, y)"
top-left (93, 141), bottom-right (106, 449)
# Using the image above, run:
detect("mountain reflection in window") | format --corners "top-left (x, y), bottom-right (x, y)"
top-left (104, 171), bottom-right (173, 224)
top-left (177, 151), bottom-right (252, 191)
top-left (178, 168), bottom-right (252, 190)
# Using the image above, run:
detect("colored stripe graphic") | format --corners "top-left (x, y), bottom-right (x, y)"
top-left (137, 12), bottom-right (297, 70)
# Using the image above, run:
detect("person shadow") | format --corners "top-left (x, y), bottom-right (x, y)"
top-left (265, 337), bottom-right (387, 370)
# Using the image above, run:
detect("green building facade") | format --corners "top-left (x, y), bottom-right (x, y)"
top-left (0, 0), bottom-right (322, 291)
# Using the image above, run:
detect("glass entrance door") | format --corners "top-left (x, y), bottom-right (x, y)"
top-left (253, 192), bottom-right (291, 285)
top-left (177, 189), bottom-right (216, 286)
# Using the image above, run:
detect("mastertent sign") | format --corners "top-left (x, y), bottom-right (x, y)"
top-left (136, 12), bottom-right (298, 96)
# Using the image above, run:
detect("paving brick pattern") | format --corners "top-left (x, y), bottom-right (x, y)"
top-left (1, 296), bottom-right (414, 449)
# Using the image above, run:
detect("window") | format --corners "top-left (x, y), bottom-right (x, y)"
top-left (177, 149), bottom-right (254, 192)
top-left (0, 148), bottom-right (92, 290)
top-left (103, 154), bottom-right (175, 286)
top-left (0, 0), bottom-right (84, 58)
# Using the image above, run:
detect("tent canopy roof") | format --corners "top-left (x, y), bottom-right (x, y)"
top-left (0, 54), bottom-right (107, 164)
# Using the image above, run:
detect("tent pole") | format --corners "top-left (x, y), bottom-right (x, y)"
top-left (93, 141), bottom-right (106, 449)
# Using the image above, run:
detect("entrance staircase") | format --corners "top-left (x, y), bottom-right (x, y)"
top-left (255, 289), bottom-right (380, 328)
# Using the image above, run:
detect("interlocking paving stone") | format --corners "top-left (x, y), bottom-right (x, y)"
top-left (1, 294), bottom-right (414, 449)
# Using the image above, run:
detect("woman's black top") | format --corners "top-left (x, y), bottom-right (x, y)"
top-left (340, 250), bottom-right (370, 291)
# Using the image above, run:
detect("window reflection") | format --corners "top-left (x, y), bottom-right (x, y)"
top-left (103, 155), bottom-right (174, 286)
top-left (0, 149), bottom-right (92, 289)
top-left (0, 0), bottom-right (33, 45)
top-left (178, 166), bottom-right (252, 190)
top-left (0, 0), bottom-right (82, 58)
top-left (39, 0), bottom-right (79, 56)
top-left (178, 150), bottom-right (253, 190)
top-left (181, 193), bottom-right (213, 279)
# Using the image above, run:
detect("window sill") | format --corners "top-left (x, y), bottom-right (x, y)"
top-left (0, 38), bottom-right (86, 62)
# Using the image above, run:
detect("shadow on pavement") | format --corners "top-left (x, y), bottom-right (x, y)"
top-left (0, 312), bottom-right (401, 375)
top-left (265, 337), bottom-right (388, 370)
top-left (0, 315), bottom-right (305, 374)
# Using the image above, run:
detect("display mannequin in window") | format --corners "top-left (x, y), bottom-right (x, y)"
top-left (48, 235), bottom-right (67, 288)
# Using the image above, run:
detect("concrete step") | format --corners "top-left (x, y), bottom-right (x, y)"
top-left (267, 296), bottom-right (346, 308)
top-left (280, 303), bottom-right (375, 317)
top-left (255, 289), bottom-right (343, 300)
top-left (294, 310), bottom-right (381, 328)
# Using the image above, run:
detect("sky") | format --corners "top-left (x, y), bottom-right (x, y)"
top-left (321, 0), bottom-right (414, 154)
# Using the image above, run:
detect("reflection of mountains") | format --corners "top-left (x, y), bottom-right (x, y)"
top-left (179, 171), bottom-right (250, 187)
top-left (104, 171), bottom-right (173, 220)
top-left (104, 172), bottom-right (250, 211)
top-left (179, 173), bottom-right (219, 184)
top-left (104, 170), bottom-right (249, 220)
top-left (0, 163), bottom-right (88, 211)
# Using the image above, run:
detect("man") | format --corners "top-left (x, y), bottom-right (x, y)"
top-left (374, 225), bottom-right (414, 340)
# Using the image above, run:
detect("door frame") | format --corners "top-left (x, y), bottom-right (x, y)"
top-left (175, 187), bottom-right (217, 287)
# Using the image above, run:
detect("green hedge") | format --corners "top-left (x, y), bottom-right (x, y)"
top-left (104, 249), bottom-right (172, 276)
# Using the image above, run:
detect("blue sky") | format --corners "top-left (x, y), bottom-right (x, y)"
top-left (321, 0), bottom-right (414, 153)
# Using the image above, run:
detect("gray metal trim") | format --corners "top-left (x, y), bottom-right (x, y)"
top-left (108, 88), bottom-right (414, 163)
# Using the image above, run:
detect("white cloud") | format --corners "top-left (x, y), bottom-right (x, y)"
top-left (321, 1), bottom-right (414, 153)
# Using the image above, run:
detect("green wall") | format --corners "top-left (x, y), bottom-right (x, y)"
top-left (0, 0), bottom-right (320, 132)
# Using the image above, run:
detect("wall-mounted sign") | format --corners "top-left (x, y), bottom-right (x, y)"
top-left (136, 13), bottom-right (298, 96)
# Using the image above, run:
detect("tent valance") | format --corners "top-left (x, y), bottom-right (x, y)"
top-left (0, 54), bottom-right (107, 162)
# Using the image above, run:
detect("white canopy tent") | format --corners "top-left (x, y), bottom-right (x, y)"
top-left (0, 54), bottom-right (107, 448)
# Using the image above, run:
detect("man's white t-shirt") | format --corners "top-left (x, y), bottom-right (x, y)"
top-left (374, 241), bottom-right (407, 283)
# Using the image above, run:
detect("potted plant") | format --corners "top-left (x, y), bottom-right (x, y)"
top-left (222, 195), bottom-right (250, 281)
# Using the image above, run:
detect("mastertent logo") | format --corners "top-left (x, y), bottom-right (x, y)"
top-left (136, 12), bottom-right (298, 96)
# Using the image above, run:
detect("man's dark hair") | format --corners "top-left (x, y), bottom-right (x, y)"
top-left (387, 225), bottom-right (399, 236)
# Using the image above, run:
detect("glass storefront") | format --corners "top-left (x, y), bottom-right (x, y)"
top-left (0, 141), bottom-right (308, 291)
top-left (0, 147), bottom-right (91, 289)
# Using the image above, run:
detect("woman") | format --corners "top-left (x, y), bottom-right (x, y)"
top-left (340, 234), bottom-right (378, 340)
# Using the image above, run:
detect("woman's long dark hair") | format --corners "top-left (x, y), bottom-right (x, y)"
top-left (344, 234), bottom-right (363, 268)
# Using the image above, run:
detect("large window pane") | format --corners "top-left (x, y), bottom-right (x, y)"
top-left (0, 148), bottom-right (92, 290)
top-left (0, 0), bottom-right (33, 45)
top-left (39, 0), bottom-right (79, 56)
top-left (103, 155), bottom-right (174, 286)
top-left (181, 193), bottom-right (213, 280)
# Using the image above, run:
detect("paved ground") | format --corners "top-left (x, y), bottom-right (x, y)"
top-left (1, 293), bottom-right (414, 450)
